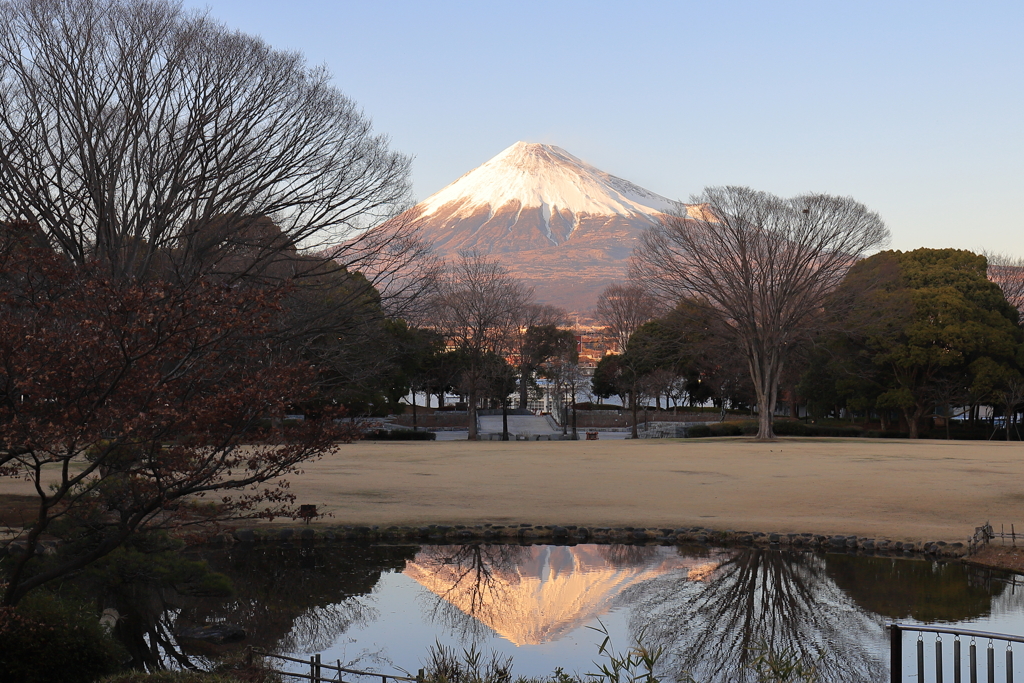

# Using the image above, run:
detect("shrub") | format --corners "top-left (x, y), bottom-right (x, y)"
top-left (710, 423), bottom-right (744, 437)
top-left (772, 421), bottom-right (863, 438)
top-left (685, 423), bottom-right (744, 438)
top-left (0, 593), bottom-right (127, 683)
top-left (770, 421), bottom-right (810, 437)
top-left (739, 422), bottom-right (760, 436)
top-left (364, 428), bottom-right (436, 441)
top-left (810, 424), bottom-right (863, 437)
top-left (862, 430), bottom-right (907, 439)
top-left (685, 425), bottom-right (711, 438)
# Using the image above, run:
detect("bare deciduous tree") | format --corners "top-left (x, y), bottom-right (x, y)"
top-left (632, 186), bottom-right (889, 440)
top-left (985, 252), bottom-right (1024, 314)
top-left (432, 252), bottom-right (533, 439)
top-left (626, 548), bottom-right (889, 682)
top-left (510, 304), bottom-right (567, 409)
top-left (0, 0), bottom-right (414, 291)
top-left (594, 283), bottom-right (664, 352)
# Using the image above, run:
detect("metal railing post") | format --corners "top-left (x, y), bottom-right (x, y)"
top-left (957, 637), bottom-right (963, 683)
top-left (972, 640), bottom-right (978, 683)
top-left (919, 637), bottom-right (926, 682)
top-left (247, 648), bottom-right (422, 683)
top-left (989, 642), bottom-right (995, 683)
top-left (937, 636), bottom-right (944, 683)
top-left (1007, 645), bottom-right (1013, 683)
top-left (891, 623), bottom-right (903, 683)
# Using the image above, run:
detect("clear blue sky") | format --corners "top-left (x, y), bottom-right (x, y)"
top-left (186, 0), bottom-right (1023, 255)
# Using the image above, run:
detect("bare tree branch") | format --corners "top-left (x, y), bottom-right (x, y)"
top-left (594, 282), bottom-right (664, 352)
top-left (985, 251), bottom-right (1024, 315)
top-left (0, 0), bottom-right (411, 284)
top-left (631, 186), bottom-right (889, 439)
top-left (430, 252), bottom-right (534, 439)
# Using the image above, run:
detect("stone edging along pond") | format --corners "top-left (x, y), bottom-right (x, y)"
top-left (219, 522), bottom-right (970, 559)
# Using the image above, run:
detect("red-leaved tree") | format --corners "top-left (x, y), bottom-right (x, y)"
top-left (0, 224), bottom-right (346, 606)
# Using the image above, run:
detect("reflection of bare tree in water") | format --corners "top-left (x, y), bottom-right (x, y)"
top-left (625, 549), bottom-right (888, 682)
top-left (113, 598), bottom-right (199, 672)
top-left (414, 544), bottom-right (530, 643)
top-left (280, 597), bottom-right (377, 653)
top-left (599, 544), bottom-right (659, 568)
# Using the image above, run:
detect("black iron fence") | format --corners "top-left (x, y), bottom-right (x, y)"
top-left (889, 623), bottom-right (1023, 682)
top-left (248, 648), bottom-right (422, 683)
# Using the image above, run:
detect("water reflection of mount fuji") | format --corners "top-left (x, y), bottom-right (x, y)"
top-left (404, 544), bottom-right (725, 646)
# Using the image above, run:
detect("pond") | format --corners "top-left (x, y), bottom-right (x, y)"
top-left (133, 542), bottom-right (1024, 682)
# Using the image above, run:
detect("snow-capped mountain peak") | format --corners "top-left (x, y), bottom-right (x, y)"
top-left (392, 141), bottom-right (690, 312)
top-left (418, 141), bottom-right (681, 222)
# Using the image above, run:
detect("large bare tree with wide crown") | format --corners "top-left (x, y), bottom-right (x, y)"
top-left (632, 186), bottom-right (889, 440)
top-left (0, 0), bottom-right (425, 304)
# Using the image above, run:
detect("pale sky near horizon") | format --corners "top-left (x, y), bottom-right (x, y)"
top-left (185, 0), bottom-right (1023, 255)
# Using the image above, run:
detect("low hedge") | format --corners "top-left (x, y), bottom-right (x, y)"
top-left (363, 428), bottom-right (436, 441)
top-left (862, 429), bottom-right (907, 438)
top-left (772, 421), bottom-right (864, 437)
top-left (686, 420), bottom-right (865, 438)
top-left (685, 422), bottom-right (743, 438)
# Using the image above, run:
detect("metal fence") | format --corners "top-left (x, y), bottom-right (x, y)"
top-left (889, 623), bottom-right (1023, 683)
top-left (248, 648), bottom-right (422, 683)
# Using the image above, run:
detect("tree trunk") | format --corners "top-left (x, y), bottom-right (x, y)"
top-left (519, 365), bottom-right (530, 410)
top-left (502, 398), bottom-right (509, 441)
top-left (904, 404), bottom-right (926, 439)
top-left (756, 397), bottom-right (775, 440)
top-left (468, 388), bottom-right (478, 440)
top-left (904, 408), bottom-right (917, 439)
top-left (630, 392), bottom-right (639, 439)
top-left (750, 350), bottom-right (780, 441)
top-left (412, 393), bottom-right (418, 432)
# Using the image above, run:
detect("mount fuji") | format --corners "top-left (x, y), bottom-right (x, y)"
top-left (397, 142), bottom-right (692, 312)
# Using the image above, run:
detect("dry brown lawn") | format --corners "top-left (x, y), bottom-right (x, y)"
top-left (3, 437), bottom-right (1022, 543)
top-left (263, 437), bottom-right (1024, 543)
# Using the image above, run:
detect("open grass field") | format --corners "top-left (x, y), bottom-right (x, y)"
top-left (261, 437), bottom-right (1024, 543)
top-left (2, 438), bottom-right (1022, 543)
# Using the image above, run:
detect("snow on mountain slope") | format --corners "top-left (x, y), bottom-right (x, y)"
top-left (395, 142), bottom-right (690, 311)
top-left (418, 142), bottom-right (681, 230)
top-left (404, 545), bottom-right (725, 646)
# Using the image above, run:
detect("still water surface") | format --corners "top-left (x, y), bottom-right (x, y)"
top-left (166, 543), bottom-right (1024, 682)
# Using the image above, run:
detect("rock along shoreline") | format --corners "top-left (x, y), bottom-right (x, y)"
top-left (219, 522), bottom-right (970, 560)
